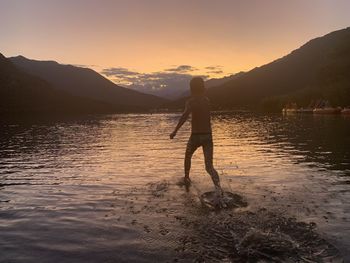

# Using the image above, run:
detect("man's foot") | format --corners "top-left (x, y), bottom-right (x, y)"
top-left (214, 187), bottom-right (227, 208)
top-left (215, 186), bottom-right (224, 198)
top-left (184, 176), bottom-right (191, 186)
top-left (177, 177), bottom-right (192, 187)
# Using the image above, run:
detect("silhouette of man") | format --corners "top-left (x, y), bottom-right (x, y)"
top-left (170, 77), bottom-right (223, 195)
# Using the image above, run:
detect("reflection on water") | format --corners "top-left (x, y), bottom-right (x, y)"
top-left (0, 113), bottom-right (349, 262)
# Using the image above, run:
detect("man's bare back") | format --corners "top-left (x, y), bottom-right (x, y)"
top-left (187, 96), bottom-right (212, 134)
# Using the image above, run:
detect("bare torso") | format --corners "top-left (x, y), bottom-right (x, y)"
top-left (187, 96), bottom-right (212, 134)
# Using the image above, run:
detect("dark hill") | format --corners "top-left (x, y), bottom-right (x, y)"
top-left (208, 27), bottom-right (350, 111)
top-left (165, 28), bottom-right (350, 111)
top-left (0, 53), bottom-right (121, 115)
top-left (10, 56), bottom-right (167, 109)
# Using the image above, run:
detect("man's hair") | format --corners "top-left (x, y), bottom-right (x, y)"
top-left (190, 77), bottom-right (205, 95)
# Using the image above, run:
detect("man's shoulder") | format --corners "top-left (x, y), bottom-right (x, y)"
top-left (187, 96), bottom-right (209, 101)
top-left (203, 96), bottom-right (210, 103)
top-left (186, 96), bottom-right (210, 106)
top-left (185, 97), bottom-right (196, 106)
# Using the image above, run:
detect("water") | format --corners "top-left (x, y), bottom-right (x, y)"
top-left (0, 112), bottom-right (349, 262)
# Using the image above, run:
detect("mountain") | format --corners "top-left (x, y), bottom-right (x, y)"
top-left (207, 27), bottom-right (350, 111)
top-left (165, 27), bottom-right (350, 111)
top-left (10, 56), bottom-right (167, 109)
top-left (206, 72), bottom-right (246, 89)
top-left (0, 53), bottom-right (121, 114)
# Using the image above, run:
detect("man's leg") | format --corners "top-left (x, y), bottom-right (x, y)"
top-left (202, 137), bottom-right (222, 192)
top-left (184, 136), bottom-right (199, 182)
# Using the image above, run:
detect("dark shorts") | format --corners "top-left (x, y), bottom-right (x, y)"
top-left (188, 133), bottom-right (213, 148)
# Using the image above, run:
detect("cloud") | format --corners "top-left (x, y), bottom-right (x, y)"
top-left (101, 67), bottom-right (141, 77)
top-left (70, 63), bottom-right (97, 68)
top-left (205, 66), bottom-right (221, 70)
top-left (205, 65), bottom-right (224, 74)
top-left (165, 65), bottom-right (197, 73)
top-left (207, 70), bottom-right (224, 74)
top-left (101, 65), bottom-right (208, 98)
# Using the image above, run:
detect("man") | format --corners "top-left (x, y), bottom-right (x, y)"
top-left (170, 77), bottom-right (223, 196)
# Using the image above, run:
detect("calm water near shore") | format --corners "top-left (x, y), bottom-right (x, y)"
top-left (0, 112), bottom-right (349, 262)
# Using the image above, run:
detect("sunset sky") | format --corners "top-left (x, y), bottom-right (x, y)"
top-left (1, 0), bottom-right (350, 95)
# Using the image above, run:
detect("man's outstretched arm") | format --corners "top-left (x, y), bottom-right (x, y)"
top-left (170, 103), bottom-right (191, 139)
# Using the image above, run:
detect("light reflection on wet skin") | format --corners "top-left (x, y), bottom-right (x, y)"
top-left (0, 113), bottom-right (349, 262)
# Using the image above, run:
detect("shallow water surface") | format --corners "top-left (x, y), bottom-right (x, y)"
top-left (0, 113), bottom-right (349, 262)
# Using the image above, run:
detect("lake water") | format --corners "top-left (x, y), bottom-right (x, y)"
top-left (0, 112), bottom-right (349, 262)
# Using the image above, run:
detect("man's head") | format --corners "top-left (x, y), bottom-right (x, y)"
top-left (190, 77), bottom-right (205, 96)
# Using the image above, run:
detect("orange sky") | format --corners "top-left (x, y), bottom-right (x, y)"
top-left (1, 0), bottom-right (350, 78)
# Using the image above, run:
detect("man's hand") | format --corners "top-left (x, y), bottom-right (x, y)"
top-left (170, 131), bottom-right (177, 139)
top-left (170, 102), bottom-right (191, 140)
